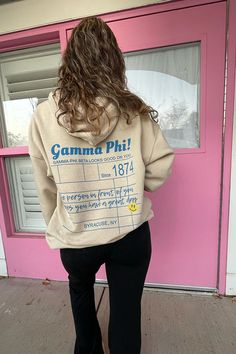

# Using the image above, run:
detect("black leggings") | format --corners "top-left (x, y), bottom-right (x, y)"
top-left (59, 220), bottom-right (152, 354)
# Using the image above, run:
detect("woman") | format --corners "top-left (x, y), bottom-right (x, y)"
top-left (28, 16), bottom-right (175, 354)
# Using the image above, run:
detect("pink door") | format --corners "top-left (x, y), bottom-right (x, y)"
top-left (3, 1), bottom-right (226, 291)
top-left (89, 2), bottom-right (226, 290)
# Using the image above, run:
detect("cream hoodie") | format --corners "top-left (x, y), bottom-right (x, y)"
top-left (28, 91), bottom-right (175, 249)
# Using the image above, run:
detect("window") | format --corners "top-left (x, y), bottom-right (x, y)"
top-left (124, 42), bottom-right (200, 148)
top-left (0, 43), bottom-right (61, 233)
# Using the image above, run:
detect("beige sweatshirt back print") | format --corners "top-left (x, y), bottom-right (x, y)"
top-left (28, 92), bottom-right (175, 249)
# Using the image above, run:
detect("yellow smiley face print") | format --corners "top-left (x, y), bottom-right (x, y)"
top-left (128, 202), bottom-right (138, 212)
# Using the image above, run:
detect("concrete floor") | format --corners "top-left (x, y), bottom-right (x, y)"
top-left (0, 276), bottom-right (236, 354)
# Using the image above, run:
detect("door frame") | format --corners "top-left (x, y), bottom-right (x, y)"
top-left (222, 0), bottom-right (236, 295)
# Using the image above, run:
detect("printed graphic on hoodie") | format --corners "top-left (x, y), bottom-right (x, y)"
top-left (50, 137), bottom-right (143, 232)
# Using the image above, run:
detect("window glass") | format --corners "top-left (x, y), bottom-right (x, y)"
top-left (5, 156), bottom-right (46, 232)
top-left (124, 42), bottom-right (200, 148)
top-left (0, 43), bottom-right (61, 147)
top-left (0, 44), bottom-right (60, 232)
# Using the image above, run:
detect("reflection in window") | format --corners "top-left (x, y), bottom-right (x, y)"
top-left (2, 98), bottom-right (38, 147)
top-left (124, 42), bottom-right (200, 148)
top-left (0, 43), bottom-right (60, 148)
top-left (0, 44), bottom-right (60, 232)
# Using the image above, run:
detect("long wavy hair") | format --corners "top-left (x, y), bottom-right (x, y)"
top-left (53, 16), bottom-right (159, 136)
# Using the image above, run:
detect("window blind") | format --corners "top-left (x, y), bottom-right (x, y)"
top-left (0, 43), bottom-right (60, 232)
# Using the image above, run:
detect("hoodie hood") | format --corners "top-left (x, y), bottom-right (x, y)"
top-left (48, 91), bottom-right (120, 147)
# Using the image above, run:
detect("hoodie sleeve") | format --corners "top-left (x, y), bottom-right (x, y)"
top-left (28, 113), bottom-right (57, 226)
top-left (144, 120), bottom-right (175, 192)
